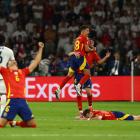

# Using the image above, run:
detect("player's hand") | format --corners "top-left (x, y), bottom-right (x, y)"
top-left (105, 51), bottom-right (111, 58)
top-left (38, 42), bottom-right (44, 48)
top-left (90, 40), bottom-right (94, 46)
top-left (74, 52), bottom-right (80, 58)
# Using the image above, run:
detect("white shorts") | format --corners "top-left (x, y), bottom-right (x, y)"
top-left (0, 80), bottom-right (6, 94)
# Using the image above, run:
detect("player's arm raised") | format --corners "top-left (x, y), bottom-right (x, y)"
top-left (28, 42), bottom-right (44, 73)
top-left (97, 51), bottom-right (111, 64)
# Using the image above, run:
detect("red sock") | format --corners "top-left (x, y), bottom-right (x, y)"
top-left (79, 74), bottom-right (90, 85)
top-left (16, 121), bottom-right (36, 128)
top-left (0, 125), bottom-right (3, 128)
top-left (77, 95), bottom-right (82, 111)
top-left (87, 94), bottom-right (93, 107)
top-left (60, 75), bottom-right (73, 89)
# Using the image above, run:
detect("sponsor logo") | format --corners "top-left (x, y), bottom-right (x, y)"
top-left (25, 77), bottom-right (101, 101)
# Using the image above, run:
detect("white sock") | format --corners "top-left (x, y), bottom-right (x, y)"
top-left (0, 95), bottom-right (6, 117)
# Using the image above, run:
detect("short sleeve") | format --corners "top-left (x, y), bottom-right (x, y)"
top-left (21, 68), bottom-right (30, 76)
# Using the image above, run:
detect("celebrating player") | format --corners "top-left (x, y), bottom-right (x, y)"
top-left (0, 42), bottom-right (44, 128)
top-left (81, 108), bottom-right (140, 121)
top-left (0, 34), bottom-right (15, 117)
top-left (54, 25), bottom-right (95, 97)
top-left (56, 25), bottom-right (94, 96)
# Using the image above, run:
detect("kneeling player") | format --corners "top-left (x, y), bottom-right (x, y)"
top-left (0, 42), bottom-right (44, 128)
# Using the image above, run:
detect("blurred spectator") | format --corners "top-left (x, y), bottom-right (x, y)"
top-left (57, 33), bottom-right (70, 56)
top-left (108, 52), bottom-right (124, 76)
top-left (12, 25), bottom-right (27, 41)
top-left (9, 6), bottom-right (19, 26)
top-left (134, 54), bottom-right (140, 75)
top-left (49, 56), bottom-right (61, 76)
top-left (6, 17), bottom-right (16, 37)
top-left (32, 0), bottom-right (43, 24)
top-left (58, 54), bottom-right (69, 75)
top-left (43, 25), bottom-right (57, 56)
top-left (43, 1), bottom-right (54, 25)
top-left (39, 54), bottom-right (55, 76)
top-left (62, 32), bottom-right (74, 55)
top-left (25, 19), bottom-right (36, 34)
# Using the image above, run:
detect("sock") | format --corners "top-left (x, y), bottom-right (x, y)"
top-left (87, 94), bottom-right (93, 107)
top-left (16, 121), bottom-right (36, 128)
top-left (60, 75), bottom-right (73, 89)
top-left (79, 74), bottom-right (90, 85)
top-left (77, 95), bottom-right (82, 111)
top-left (0, 95), bottom-right (6, 117)
top-left (0, 125), bottom-right (3, 128)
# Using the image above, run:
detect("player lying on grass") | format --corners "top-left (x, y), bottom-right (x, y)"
top-left (80, 108), bottom-right (140, 120)
top-left (0, 42), bottom-right (44, 128)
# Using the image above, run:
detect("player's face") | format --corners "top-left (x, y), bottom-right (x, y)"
top-left (82, 28), bottom-right (90, 37)
top-left (85, 112), bottom-right (93, 118)
top-left (7, 60), bottom-right (18, 68)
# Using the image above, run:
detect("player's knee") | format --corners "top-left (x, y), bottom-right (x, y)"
top-left (85, 73), bottom-right (91, 78)
top-left (0, 118), bottom-right (7, 128)
top-left (87, 92), bottom-right (92, 96)
top-left (26, 119), bottom-right (37, 128)
top-left (31, 124), bottom-right (37, 128)
top-left (0, 123), bottom-right (5, 128)
top-left (29, 122), bottom-right (37, 128)
top-left (84, 70), bottom-right (91, 76)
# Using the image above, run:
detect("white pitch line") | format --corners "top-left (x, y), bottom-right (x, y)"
top-left (0, 134), bottom-right (139, 137)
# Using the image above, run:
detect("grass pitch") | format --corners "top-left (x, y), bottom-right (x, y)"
top-left (0, 102), bottom-right (140, 140)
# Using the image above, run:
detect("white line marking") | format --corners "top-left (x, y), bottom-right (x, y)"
top-left (0, 134), bottom-right (139, 137)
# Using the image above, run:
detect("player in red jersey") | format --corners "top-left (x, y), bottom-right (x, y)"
top-left (81, 109), bottom-right (140, 121)
top-left (0, 42), bottom-right (44, 128)
top-left (59, 25), bottom-right (95, 96)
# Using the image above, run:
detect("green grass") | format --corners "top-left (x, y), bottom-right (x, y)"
top-left (0, 102), bottom-right (140, 140)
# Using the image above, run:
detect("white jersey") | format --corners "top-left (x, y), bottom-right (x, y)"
top-left (0, 46), bottom-right (15, 79)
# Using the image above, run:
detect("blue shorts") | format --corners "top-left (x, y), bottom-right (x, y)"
top-left (1, 98), bottom-right (34, 121)
top-left (111, 111), bottom-right (134, 120)
top-left (74, 72), bottom-right (92, 89)
top-left (69, 55), bottom-right (89, 72)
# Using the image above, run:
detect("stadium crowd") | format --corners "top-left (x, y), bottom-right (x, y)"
top-left (0, 0), bottom-right (140, 76)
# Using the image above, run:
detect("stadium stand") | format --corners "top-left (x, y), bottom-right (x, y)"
top-left (0, 0), bottom-right (140, 76)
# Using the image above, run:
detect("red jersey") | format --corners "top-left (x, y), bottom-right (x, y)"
top-left (92, 110), bottom-right (117, 120)
top-left (74, 34), bottom-right (89, 56)
top-left (0, 67), bottom-right (30, 98)
top-left (86, 51), bottom-right (101, 66)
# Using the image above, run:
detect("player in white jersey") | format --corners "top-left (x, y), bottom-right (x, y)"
top-left (0, 35), bottom-right (15, 116)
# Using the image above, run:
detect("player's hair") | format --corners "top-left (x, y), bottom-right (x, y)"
top-left (83, 109), bottom-right (90, 118)
top-left (0, 34), bottom-right (5, 45)
top-left (79, 25), bottom-right (90, 32)
top-left (6, 61), bottom-right (10, 67)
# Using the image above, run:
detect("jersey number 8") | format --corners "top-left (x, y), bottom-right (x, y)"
top-left (74, 40), bottom-right (80, 51)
